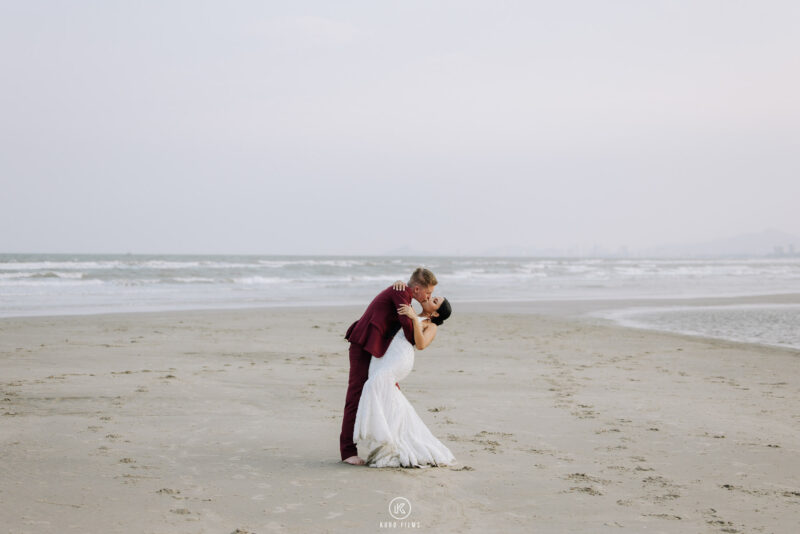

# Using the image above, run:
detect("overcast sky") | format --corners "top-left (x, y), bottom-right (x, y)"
top-left (1, 1), bottom-right (798, 255)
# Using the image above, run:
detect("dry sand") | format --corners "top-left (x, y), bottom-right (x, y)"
top-left (1, 299), bottom-right (799, 533)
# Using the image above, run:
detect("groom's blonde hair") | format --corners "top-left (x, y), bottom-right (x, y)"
top-left (409, 267), bottom-right (437, 287)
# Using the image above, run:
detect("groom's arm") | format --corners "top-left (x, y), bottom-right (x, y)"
top-left (389, 288), bottom-right (416, 344)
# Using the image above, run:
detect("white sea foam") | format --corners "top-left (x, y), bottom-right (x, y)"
top-left (30, 271), bottom-right (85, 279)
top-left (232, 276), bottom-right (284, 285)
top-left (0, 261), bottom-right (119, 270)
top-left (257, 259), bottom-right (370, 268)
top-left (0, 278), bottom-right (105, 288)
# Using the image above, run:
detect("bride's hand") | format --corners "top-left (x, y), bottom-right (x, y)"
top-left (397, 304), bottom-right (418, 318)
top-left (392, 280), bottom-right (407, 291)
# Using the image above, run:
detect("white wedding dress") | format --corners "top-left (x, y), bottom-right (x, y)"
top-left (353, 317), bottom-right (456, 468)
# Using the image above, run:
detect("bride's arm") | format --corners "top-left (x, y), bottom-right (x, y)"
top-left (417, 321), bottom-right (437, 350)
top-left (398, 305), bottom-right (438, 350)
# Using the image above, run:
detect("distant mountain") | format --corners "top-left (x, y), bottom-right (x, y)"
top-left (648, 228), bottom-right (800, 257)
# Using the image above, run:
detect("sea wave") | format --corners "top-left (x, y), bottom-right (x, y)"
top-left (0, 261), bottom-right (118, 271)
top-left (232, 276), bottom-right (285, 285)
top-left (0, 259), bottom-right (261, 271)
top-left (0, 271), bottom-right (86, 280)
top-left (2, 254), bottom-right (800, 322)
top-left (257, 259), bottom-right (372, 268)
top-left (0, 278), bottom-right (105, 288)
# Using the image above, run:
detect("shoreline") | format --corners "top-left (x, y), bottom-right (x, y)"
top-left (5, 292), bottom-right (799, 353)
top-left (4, 290), bottom-right (800, 317)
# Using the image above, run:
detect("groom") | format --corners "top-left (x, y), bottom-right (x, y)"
top-left (339, 267), bottom-right (438, 465)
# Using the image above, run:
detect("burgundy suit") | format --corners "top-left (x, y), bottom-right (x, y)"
top-left (339, 285), bottom-right (416, 460)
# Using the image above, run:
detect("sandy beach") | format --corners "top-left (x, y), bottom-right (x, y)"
top-left (2, 299), bottom-right (799, 533)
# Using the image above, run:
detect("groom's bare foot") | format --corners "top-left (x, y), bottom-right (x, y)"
top-left (343, 455), bottom-right (365, 465)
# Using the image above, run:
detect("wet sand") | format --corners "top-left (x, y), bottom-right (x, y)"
top-left (1, 299), bottom-right (799, 533)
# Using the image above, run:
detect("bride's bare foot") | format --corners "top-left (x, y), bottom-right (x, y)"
top-left (343, 455), bottom-right (365, 465)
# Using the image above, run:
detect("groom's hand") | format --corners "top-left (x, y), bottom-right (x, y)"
top-left (392, 280), bottom-right (407, 291)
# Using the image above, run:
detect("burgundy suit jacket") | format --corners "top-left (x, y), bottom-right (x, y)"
top-left (345, 286), bottom-right (416, 357)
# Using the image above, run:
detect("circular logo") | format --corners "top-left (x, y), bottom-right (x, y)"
top-left (388, 496), bottom-right (411, 520)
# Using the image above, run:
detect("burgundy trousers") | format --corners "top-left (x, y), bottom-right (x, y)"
top-left (339, 343), bottom-right (373, 460)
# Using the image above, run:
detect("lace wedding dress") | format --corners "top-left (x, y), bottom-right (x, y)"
top-left (353, 317), bottom-right (456, 468)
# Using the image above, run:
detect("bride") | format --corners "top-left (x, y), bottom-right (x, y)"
top-left (353, 290), bottom-right (455, 468)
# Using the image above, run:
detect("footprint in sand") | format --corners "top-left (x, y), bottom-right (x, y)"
top-left (566, 473), bottom-right (611, 485)
top-left (641, 475), bottom-right (682, 503)
top-left (564, 473), bottom-right (610, 496)
top-left (642, 475), bottom-right (671, 487)
top-left (568, 486), bottom-right (603, 496)
top-left (571, 404), bottom-right (598, 419)
top-left (644, 513), bottom-right (682, 521)
top-left (451, 465), bottom-right (475, 471)
top-left (448, 431), bottom-right (513, 454)
top-left (702, 508), bottom-right (739, 531)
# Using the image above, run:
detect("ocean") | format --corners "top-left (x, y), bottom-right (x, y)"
top-left (2, 254), bottom-right (799, 349)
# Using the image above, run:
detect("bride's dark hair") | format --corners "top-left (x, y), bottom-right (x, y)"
top-left (431, 298), bottom-right (452, 326)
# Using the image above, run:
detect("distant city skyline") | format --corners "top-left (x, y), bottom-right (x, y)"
top-left (1, 2), bottom-right (798, 256)
top-left (380, 227), bottom-right (800, 258)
